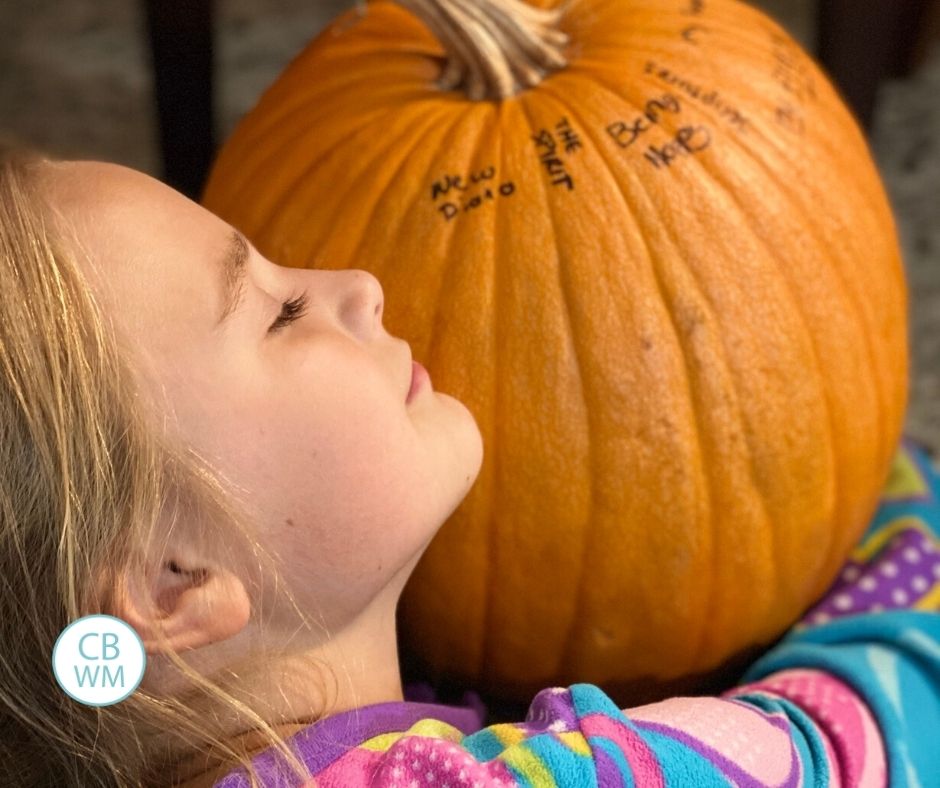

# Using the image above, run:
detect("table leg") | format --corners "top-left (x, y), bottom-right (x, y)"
top-left (817, 0), bottom-right (932, 130)
top-left (142, 0), bottom-right (215, 200)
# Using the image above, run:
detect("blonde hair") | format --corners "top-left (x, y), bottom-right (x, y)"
top-left (0, 142), bottom-right (335, 787)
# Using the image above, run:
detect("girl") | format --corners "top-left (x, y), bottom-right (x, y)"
top-left (0, 144), bottom-right (938, 787)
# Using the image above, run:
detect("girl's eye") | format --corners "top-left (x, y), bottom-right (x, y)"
top-left (268, 291), bottom-right (309, 334)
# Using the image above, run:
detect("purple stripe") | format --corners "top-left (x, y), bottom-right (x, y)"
top-left (724, 696), bottom-right (795, 734)
top-left (592, 739), bottom-right (629, 788)
top-left (214, 699), bottom-right (484, 787)
top-left (633, 719), bottom-right (799, 788)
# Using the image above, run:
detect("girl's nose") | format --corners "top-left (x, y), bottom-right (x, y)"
top-left (338, 269), bottom-right (384, 336)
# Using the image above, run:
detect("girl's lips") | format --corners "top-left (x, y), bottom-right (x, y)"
top-left (406, 360), bottom-right (430, 403)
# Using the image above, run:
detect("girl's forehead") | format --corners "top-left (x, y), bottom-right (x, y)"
top-left (41, 160), bottom-right (207, 242)
top-left (40, 160), bottom-right (224, 287)
top-left (39, 160), bottom-right (233, 367)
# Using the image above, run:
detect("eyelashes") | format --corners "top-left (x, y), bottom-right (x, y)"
top-left (268, 290), bottom-right (309, 334)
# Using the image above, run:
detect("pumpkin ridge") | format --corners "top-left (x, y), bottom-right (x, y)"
top-left (714, 119), bottom-right (892, 589)
top-left (529, 83), bottom-right (681, 674)
top-left (628, 61), bottom-right (749, 138)
top-left (626, 108), bottom-right (827, 624)
top-left (560, 1), bottom-right (705, 72)
top-left (699, 12), bottom-right (884, 228)
top-left (206, 103), bottom-right (407, 232)
top-left (425, 103), bottom-right (501, 679)
top-left (204, 51), bottom-right (433, 213)
top-left (534, 81), bottom-right (717, 676)
top-left (659, 168), bottom-right (812, 651)
top-left (562, 61), bottom-right (675, 118)
top-left (619, 174), bottom-right (731, 671)
top-left (476, 98), bottom-right (507, 682)
top-left (224, 76), bottom-right (420, 160)
top-left (501, 89), bottom-right (594, 683)
top-left (712, 106), bottom-right (891, 608)
top-left (396, 104), bottom-right (499, 682)
top-left (279, 105), bottom-right (458, 268)
top-left (249, 110), bottom-right (403, 245)
top-left (698, 152), bottom-right (844, 604)
top-left (712, 165), bottom-right (842, 596)
top-left (413, 105), bottom-right (494, 336)
top-left (615, 175), bottom-right (726, 670)
top-left (539, 77), bottom-right (795, 672)
top-left (660, 139), bottom-right (848, 642)
top-left (358, 110), bottom-right (467, 287)
top-left (704, 20), bottom-right (888, 452)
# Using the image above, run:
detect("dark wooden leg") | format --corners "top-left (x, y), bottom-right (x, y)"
top-left (911, 0), bottom-right (940, 70)
top-left (817, 0), bottom-right (932, 131)
top-left (143, 0), bottom-right (215, 200)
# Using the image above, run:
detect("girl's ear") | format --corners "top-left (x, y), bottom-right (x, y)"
top-left (109, 553), bottom-right (251, 655)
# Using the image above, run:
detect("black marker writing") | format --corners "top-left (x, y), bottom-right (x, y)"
top-left (606, 94), bottom-right (681, 149)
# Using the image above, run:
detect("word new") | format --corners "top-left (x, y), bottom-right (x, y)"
top-left (430, 167), bottom-right (516, 220)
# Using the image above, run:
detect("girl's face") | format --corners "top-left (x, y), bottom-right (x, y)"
top-left (42, 160), bottom-right (484, 634)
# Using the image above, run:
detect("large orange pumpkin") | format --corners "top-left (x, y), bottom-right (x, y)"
top-left (202, 0), bottom-right (909, 704)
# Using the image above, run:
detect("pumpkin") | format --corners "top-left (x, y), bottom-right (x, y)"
top-left (202, 0), bottom-right (909, 704)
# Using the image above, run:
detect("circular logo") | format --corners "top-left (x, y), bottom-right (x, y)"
top-left (51, 615), bottom-right (146, 706)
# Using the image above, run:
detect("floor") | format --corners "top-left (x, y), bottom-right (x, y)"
top-left (1, 0), bottom-right (937, 453)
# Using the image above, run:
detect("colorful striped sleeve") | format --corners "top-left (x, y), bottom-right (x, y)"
top-left (220, 439), bottom-right (939, 787)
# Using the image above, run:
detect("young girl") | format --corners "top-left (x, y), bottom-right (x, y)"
top-left (1, 144), bottom-right (938, 788)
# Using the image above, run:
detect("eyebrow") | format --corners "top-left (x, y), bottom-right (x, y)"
top-left (216, 229), bottom-right (251, 327)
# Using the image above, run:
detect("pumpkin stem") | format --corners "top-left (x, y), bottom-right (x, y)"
top-left (394, 0), bottom-right (571, 100)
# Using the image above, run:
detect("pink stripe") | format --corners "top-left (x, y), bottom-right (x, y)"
top-left (581, 712), bottom-right (666, 787)
top-left (737, 669), bottom-right (887, 787)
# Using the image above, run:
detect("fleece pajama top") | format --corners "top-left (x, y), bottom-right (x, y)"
top-left (213, 437), bottom-right (940, 787)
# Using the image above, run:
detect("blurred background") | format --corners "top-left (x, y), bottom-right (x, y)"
top-left (1, 0), bottom-right (938, 452)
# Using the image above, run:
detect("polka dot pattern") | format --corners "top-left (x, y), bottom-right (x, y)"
top-left (802, 524), bottom-right (940, 627)
top-left (371, 737), bottom-right (517, 787)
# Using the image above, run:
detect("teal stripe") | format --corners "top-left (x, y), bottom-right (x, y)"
top-left (731, 692), bottom-right (824, 786)
top-left (635, 728), bottom-right (734, 787)
top-left (570, 683), bottom-right (632, 720)
top-left (462, 727), bottom-right (508, 761)
top-left (521, 733), bottom-right (597, 787)
top-left (589, 735), bottom-right (635, 787)
top-left (867, 506), bottom-right (940, 539)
